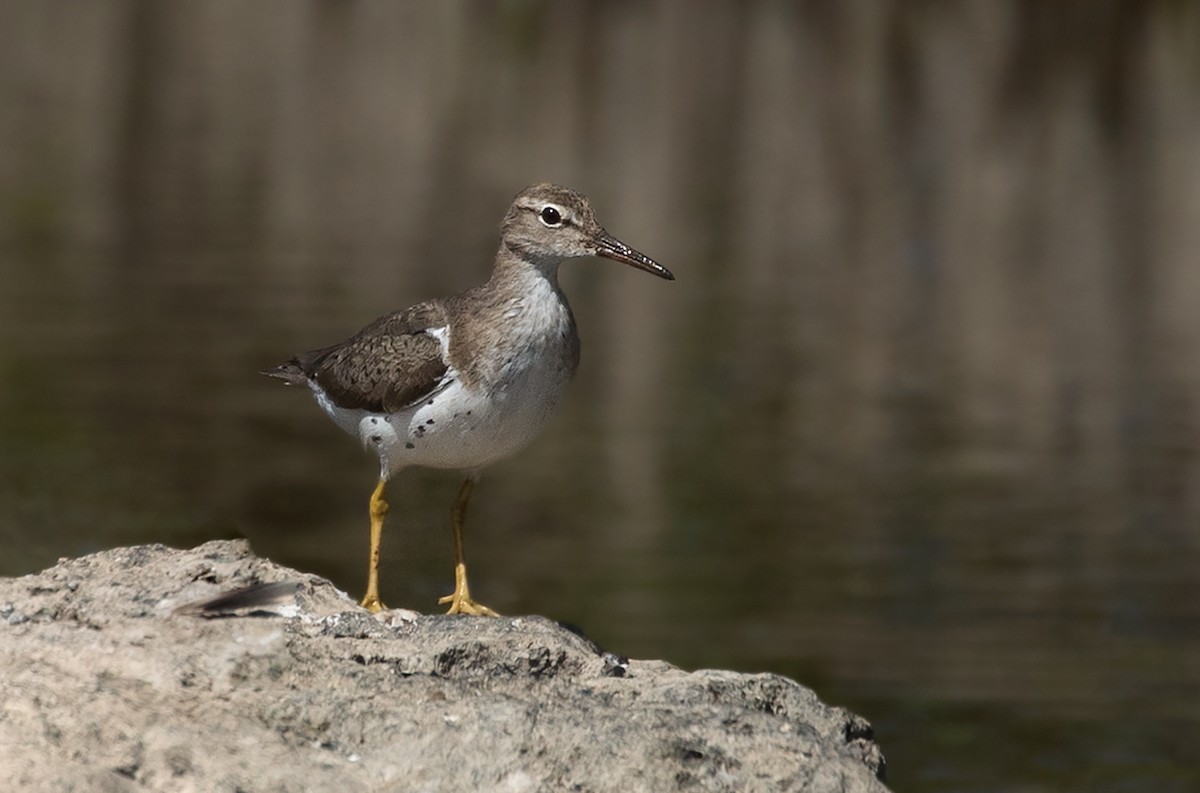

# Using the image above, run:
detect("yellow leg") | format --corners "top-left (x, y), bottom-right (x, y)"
top-left (360, 477), bottom-right (388, 613)
top-left (437, 477), bottom-right (499, 616)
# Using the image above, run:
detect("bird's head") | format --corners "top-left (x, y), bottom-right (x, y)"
top-left (500, 183), bottom-right (674, 280)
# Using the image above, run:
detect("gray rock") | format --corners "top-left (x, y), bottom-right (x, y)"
top-left (0, 541), bottom-right (888, 792)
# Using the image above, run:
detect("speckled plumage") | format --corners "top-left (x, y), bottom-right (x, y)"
top-left (262, 183), bottom-right (673, 614)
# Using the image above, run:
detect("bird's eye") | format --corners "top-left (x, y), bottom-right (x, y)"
top-left (539, 205), bottom-right (563, 227)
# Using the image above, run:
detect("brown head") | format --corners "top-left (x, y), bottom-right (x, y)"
top-left (500, 183), bottom-right (674, 280)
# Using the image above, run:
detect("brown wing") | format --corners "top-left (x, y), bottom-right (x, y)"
top-left (266, 301), bottom-right (451, 413)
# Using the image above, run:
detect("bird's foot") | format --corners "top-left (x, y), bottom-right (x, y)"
top-left (438, 585), bottom-right (499, 617)
top-left (360, 592), bottom-right (388, 614)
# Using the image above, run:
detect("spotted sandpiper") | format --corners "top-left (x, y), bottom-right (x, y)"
top-left (263, 184), bottom-right (673, 615)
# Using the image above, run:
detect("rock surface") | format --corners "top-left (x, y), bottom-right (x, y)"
top-left (0, 541), bottom-right (888, 792)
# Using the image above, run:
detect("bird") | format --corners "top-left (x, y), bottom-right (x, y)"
top-left (263, 183), bottom-right (673, 615)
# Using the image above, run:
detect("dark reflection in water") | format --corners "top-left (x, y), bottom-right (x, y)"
top-left (2, 3), bottom-right (1200, 791)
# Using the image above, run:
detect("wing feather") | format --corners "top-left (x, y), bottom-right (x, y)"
top-left (265, 301), bottom-right (451, 413)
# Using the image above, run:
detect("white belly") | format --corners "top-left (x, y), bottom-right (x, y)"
top-left (309, 336), bottom-right (572, 477)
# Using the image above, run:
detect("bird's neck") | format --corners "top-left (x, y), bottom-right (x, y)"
top-left (492, 240), bottom-right (563, 288)
top-left (474, 242), bottom-right (574, 336)
top-left (448, 242), bottom-right (578, 386)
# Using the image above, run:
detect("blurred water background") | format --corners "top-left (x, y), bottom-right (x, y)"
top-left (2, 2), bottom-right (1198, 790)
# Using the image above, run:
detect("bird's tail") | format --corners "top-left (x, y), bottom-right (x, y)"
top-left (259, 359), bottom-right (308, 386)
